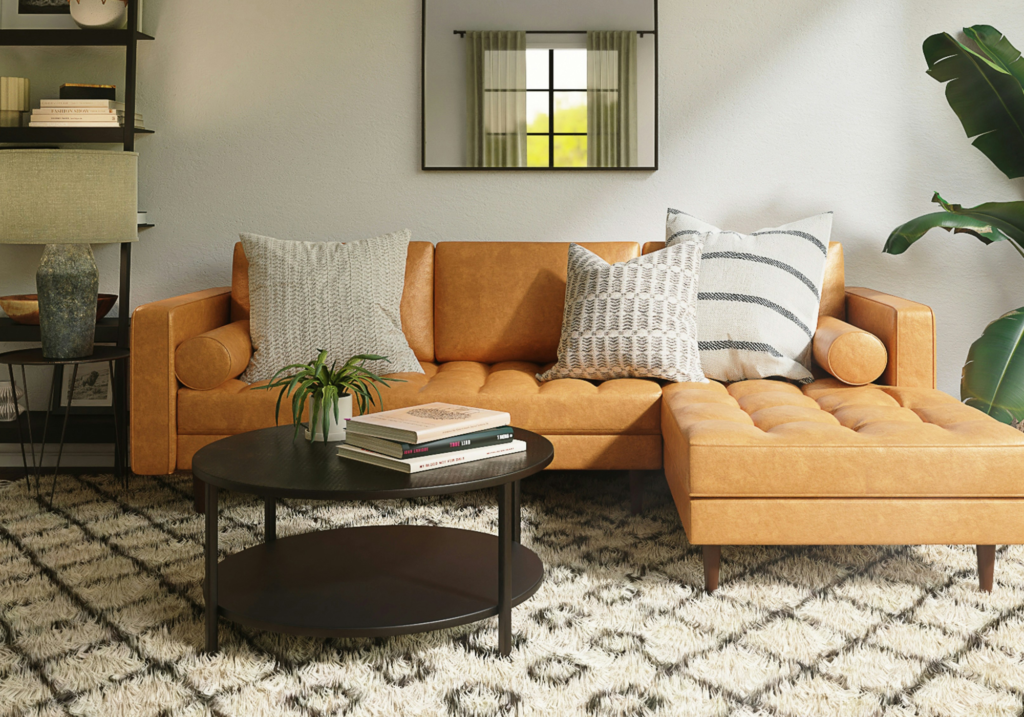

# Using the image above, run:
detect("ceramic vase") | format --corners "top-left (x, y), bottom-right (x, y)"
top-left (36, 244), bottom-right (99, 359)
top-left (304, 394), bottom-right (352, 442)
top-left (70, 0), bottom-right (129, 30)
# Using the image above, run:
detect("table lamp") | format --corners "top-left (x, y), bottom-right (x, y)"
top-left (0, 149), bottom-right (137, 359)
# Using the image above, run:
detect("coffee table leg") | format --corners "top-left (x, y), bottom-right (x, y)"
top-left (497, 482), bottom-right (512, 656)
top-left (512, 480), bottom-right (521, 544)
top-left (205, 483), bottom-right (219, 652)
top-left (265, 497), bottom-right (276, 542)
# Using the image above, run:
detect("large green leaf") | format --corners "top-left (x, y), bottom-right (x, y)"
top-left (883, 194), bottom-right (1024, 255)
top-left (924, 31), bottom-right (1024, 179)
top-left (965, 25), bottom-right (1024, 89)
top-left (962, 308), bottom-right (1024, 423)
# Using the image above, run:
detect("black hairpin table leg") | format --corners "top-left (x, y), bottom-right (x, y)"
top-left (48, 364), bottom-right (77, 506)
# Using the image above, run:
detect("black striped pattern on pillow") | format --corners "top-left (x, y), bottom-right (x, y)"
top-left (666, 209), bottom-right (833, 383)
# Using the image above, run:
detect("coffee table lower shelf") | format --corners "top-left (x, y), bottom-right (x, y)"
top-left (211, 525), bottom-right (545, 639)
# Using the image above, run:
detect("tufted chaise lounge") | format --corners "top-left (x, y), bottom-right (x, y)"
top-left (131, 239), bottom-right (1024, 591)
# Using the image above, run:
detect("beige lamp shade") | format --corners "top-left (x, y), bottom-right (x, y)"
top-left (0, 149), bottom-right (138, 244)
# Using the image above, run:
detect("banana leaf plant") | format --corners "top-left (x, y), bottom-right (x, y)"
top-left (257, 349), bottom-right (403, 443)
top-left (883, 25), bottom-right (1024, 423)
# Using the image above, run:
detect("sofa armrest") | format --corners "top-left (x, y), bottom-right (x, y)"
top-left (845, 287), bottom-right (936, 388)
top-left (130, 288), bottom-right (231, 474)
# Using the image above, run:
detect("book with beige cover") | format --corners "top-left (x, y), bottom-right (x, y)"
top-left (346, 402), bottom-right (511, 444)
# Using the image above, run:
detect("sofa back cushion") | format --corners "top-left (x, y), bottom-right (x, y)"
top-left (434, 241), bottom-right (640, 364)
top-left (231, 240), bottom-right (436, 362)
top-left (642, 240), bottom-right (846, 321)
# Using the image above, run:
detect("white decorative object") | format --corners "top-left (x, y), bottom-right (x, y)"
top-left (537, 241), bottom-right (707, 383)
top-left (240, 230), bottom-right (424, 383)
top-left (69, 0), bottom-right (127, 30)
top-left (304, 394), bottom-right (351, 442)
top-left (666, 209), bottom-right (833, 383)
top-left (0, 380), bottom-right (24, 422)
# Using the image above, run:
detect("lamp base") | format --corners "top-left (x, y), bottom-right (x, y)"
top-left (37, 244), bottom-right (99, 359)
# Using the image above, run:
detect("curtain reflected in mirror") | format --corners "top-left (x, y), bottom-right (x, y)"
top-left (465, 32), bottom-right (527, 167)
top-left (588, 32), bottom-right (637, 168)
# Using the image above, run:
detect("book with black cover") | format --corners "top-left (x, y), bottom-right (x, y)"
top-left (344, 426), bottom-right (514, 459)
top-left (60, 84), bottom-right (116, 101)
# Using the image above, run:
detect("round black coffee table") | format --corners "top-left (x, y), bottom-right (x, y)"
top-left (192, 425), bottom-right (554, 656)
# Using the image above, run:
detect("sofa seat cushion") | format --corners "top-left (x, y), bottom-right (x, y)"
top-left (663, 377), bottom-right (1024, 498)
top-left (178, 361), bottom-right (663, 436)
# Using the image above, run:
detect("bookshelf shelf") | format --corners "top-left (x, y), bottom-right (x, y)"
top-left (0, 0), bottom-right (147, 464)
top-left (0, 29), bottom-right (152, 47)
top-left (0, 127), bottom-right (152, 143)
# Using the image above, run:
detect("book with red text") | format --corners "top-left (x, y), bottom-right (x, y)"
top-left (344, 426), bottom-right (513, 459)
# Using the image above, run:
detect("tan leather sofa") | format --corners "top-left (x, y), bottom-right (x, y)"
top-left (131, 240), bottom-right (1024, 591)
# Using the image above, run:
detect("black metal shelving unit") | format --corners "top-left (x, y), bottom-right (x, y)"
top-left (0, 0), bottom-right (149, 449)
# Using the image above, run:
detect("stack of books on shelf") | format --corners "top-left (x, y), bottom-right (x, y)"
top-left (0, 77), bottom-right (30, 128)
top-left (29, 99), bottom-right (145, 129)
top-left (339, 402), bottom-right (524, 473)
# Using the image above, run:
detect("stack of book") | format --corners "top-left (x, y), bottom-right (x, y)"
top-left (339, 402), bottom-right (524, 473)
top-left (29, 100), bottom-right (145, 129)
top-left (1, 77), bottom-right (30, 128)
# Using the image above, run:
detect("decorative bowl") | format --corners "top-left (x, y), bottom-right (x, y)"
top-left (0, 294), bottom-right (118, 325)
top-left (70, 0), bottom-right (129, 30)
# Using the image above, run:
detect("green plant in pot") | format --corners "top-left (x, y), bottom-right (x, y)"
top-left (259, 349), bottom-right (402, 443)
top-left (884, 24), bottom-right (1024, 425)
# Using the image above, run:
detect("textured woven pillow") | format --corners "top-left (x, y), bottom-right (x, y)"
top-left (537, 241), bottom-right (706, 383)
top-left (666, 209), bottom-right (833, 383)
top-left (240, 230), bottom-right (423, 384)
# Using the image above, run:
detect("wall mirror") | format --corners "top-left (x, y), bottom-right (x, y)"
top-left (422, 0), bottom-right (658, 171)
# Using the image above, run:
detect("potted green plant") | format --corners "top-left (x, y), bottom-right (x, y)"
top-left (884, 24), bottom-right (1024, 425)
top-left (259, 349), bottom-right (402, 443)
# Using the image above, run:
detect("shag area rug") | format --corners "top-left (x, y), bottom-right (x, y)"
top-left (2, 471), bottom-right (1024, 717)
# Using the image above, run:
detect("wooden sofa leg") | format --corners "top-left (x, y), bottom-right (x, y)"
top-left (193, 477), bottom-right (206, 514)
top-left (977, 545), bottom-right (995, 593)
top-left (629, 470), bottom-right (644, 515)
top-left (703, 545), bottom-right (721, 593)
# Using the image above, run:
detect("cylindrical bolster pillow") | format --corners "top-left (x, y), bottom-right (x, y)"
top-left (813, 316), bottom-right (888, 386)
top-left (174, 320), bottom-right (252, 390)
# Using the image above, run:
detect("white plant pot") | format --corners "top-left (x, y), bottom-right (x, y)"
top-left (304, 394), bottom-right (352, 442)
top-left (70, 0), bottom-right (129, 30)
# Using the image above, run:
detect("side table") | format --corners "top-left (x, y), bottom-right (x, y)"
top-left (0, 346), bottom-right (130, 502)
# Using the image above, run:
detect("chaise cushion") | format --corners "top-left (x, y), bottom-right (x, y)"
top-left (663, 377), bottom-right (1024, 498)
top-left (177, 361), bottom-right (663, 436)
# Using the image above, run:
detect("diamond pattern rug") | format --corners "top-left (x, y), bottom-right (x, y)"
top-left (2, 471), bottom-right (1024, 716)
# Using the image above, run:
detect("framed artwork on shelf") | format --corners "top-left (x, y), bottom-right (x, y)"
top-left (0, 0), bottom-right (78, 29)
top-left (51, 361), bottom-right (114, 415)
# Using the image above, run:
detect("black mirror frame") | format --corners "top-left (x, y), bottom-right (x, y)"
top-left (420, 0), bottom-right (659, 172)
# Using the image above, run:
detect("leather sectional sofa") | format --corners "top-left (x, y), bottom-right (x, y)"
top-left (131, 240), bottom-right (1024, 591)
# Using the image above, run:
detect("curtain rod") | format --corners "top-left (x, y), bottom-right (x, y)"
top-left (453, 30), bottom-right (655, 38)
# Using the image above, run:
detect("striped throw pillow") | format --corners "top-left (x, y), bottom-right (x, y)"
top-left (666, 210), bottom-right (833, 383)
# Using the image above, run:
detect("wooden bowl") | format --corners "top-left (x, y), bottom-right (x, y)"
top-left (0, 294), bottom-right (118, 325)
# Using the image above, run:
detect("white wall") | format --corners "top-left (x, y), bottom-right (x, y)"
top-left (2, 0), bottom-right (1023, 414)
top-left (423, 0), bottom-right (657, 167)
